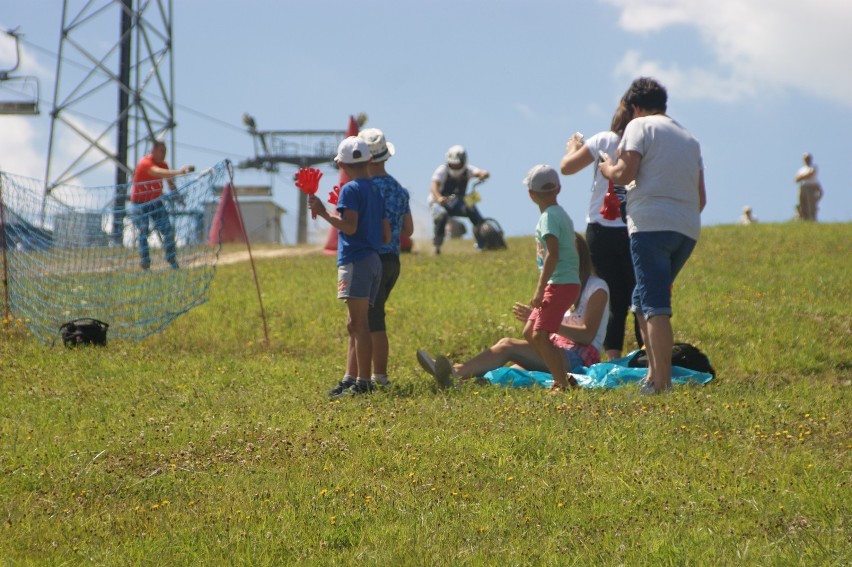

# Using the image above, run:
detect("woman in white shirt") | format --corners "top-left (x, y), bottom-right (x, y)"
top-left (560, 98), bottom-right (640, 361)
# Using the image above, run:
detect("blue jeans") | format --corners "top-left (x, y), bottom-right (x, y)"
top-left (630, 230), bottom-right (696, 318)
top-left (132, 200), bottom-right (178, 269)
top-left (430, 197), bottom-right (485, 248)
top-left (337, 253), bottom-right (382, 304)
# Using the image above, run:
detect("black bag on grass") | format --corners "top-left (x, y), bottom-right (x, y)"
top-left (59, 318), bottom-right (109, 348)
top-left (475, 218), bottom-right (507, 250)
top-left (627, 342), bottom-right (715, 377)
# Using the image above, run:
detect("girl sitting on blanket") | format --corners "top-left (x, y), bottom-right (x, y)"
top-left (417, 233), bottom-right (610, 389)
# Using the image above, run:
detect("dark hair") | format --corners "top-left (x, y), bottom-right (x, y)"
top-left (573, 232), bottom-right (596, 310)
top-left (623, 77), bottom-right (667, 113)
top-left (575, 232), bottom-right (594, 287)
top-left (610, 98), bottom-right (633, 136)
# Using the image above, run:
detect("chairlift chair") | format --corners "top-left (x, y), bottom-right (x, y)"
top-left (0, 28), bottom-right (40, 115)
top-left (0, 76), bottom-right (40, 115)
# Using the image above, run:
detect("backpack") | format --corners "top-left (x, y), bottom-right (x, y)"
top-left (475, 218), bottom-right (507, 250)
top-left (59, 318), bottom-right (109, 348)
top-left (627, 342), bottom-right (715, 377)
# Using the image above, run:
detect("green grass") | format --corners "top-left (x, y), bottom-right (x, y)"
top-left (1, 222), bottom-right (849, 565)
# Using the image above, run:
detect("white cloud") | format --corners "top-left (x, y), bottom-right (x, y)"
top-left (514, 102), bottom-right (536, 120)
top-left (613, 50), bottom-right (756, 103)
top-left (0, 117), bottom-right (43, 179)
top-left (602, 0), bottom-right (852, 106)
top-left (1, 33), bottom-right (52, 181)
top-left (1, 111), bottom-right (116, 188)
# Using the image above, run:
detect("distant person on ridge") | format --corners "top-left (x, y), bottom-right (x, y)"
top-left (130, 140), bottom-right (194, 270)
top-left (739, 205), bottom-right (757, 225)
top-left (428, 145), bottom-right (489, 255)
top-left (794, 152), bottom-right (824, 221)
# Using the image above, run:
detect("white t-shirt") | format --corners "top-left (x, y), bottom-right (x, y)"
top-left (619, 114), bottom-right (703, 240)
top-left (796, 165), bottom-right (820, 186)
top-left (562, 275), bottom-right (610, 354)
top-left (428, 164), bottom-right (485, 204)
top-left (584, 131), bottom-right (627, 228)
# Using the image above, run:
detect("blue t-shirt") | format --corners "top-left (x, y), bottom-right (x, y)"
top-left (372, 174), bottom-right (411, 256)
top-left (535, 204), bottom-right (579, 285)
top-left (336, 177), bottom-right (386, 266)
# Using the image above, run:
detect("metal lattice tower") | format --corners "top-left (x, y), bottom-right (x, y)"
top-left (44, 0), bottom-right (175, 242)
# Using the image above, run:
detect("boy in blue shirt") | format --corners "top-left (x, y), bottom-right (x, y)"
top-left (523, 164), bottom-right (581, 391)
top-left (358, 128), bottom-right (414, 388)
top-left (309, 136), bottom-right (390, 398)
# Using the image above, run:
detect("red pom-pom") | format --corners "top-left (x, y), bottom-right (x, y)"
top-left (600, 186), bottom-right (621, 221)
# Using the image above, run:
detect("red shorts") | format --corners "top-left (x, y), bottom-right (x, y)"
top-left (550, 336), bottom-right (601, 368)
top-left (528, 283), bottom-right (580, 333)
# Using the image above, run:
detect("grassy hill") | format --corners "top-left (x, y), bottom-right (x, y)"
top-left (1, 222), bottom-right (849, 565)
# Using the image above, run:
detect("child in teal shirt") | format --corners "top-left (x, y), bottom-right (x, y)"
top-left (523, 164), bottom-right (580, 390)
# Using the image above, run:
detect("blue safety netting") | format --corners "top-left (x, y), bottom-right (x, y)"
top-left (0, 161), bottom-right (230, 343)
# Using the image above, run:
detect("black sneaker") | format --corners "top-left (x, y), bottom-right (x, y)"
top-left (330, 381), bottom-right (374, 400)
top-left (328, 378), bottom-right (356, 397)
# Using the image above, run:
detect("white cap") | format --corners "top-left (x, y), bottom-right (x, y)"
top-left (334, 136), bottom-right (372, 164)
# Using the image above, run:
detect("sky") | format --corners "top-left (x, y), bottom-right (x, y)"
top-left (2, 0), bottom-right (850, 246)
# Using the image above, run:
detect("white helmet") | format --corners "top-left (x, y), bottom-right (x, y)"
top-left (445, 145), bottom-right (467, 167)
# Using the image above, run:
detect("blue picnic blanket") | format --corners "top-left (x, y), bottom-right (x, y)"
top-left (482, 351), bottom-right (714, 389)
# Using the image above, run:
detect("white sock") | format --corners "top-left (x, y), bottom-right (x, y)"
top-left (372, 374), bottom-right (389, 385)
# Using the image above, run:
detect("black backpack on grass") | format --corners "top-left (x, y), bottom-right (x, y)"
top-left (475, 218), bottom-right (507, 250)
top-left (627, 342), bottom-right (715, 377)
top-left (59, 318), bottom-right (109, 348)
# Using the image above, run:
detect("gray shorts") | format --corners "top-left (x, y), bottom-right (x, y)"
top-left (337, 253), bottom-right (381, 305)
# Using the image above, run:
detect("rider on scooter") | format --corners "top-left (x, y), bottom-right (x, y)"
top-left (429, 145), bottom-right (490, 255)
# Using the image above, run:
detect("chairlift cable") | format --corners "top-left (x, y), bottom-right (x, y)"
top-left (18, 38), bottom-right (245, 136)
top-left (174, 141), bottom-right (250, 160)
top-left (175, 103), bottom-right (246, 134)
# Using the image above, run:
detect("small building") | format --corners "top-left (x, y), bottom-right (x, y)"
top-left (53, 211), bottom-right (109, 248)
top-left (235, 200), bottom-right (287, 243)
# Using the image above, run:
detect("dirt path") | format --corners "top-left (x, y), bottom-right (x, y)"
top-left (215, 245), bottom-right (325, 266)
